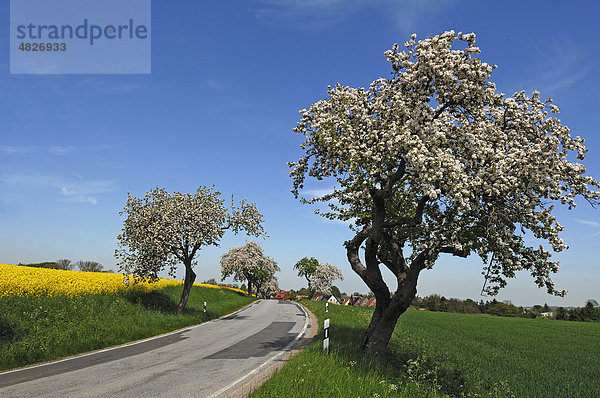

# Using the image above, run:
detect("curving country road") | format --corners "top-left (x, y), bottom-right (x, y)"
top-left (0, 299), bottom-right (311, 398)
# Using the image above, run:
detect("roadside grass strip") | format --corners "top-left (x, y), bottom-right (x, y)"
top-left (250, 301), bottom-right (600, 398)
top-left (0, 283), bottom-right (255, 371)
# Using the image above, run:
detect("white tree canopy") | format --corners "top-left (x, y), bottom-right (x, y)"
top-left (309, 263), bottom-right (343, 295)
top-left (289, 30), bottom-right (599, 297)
top-left (289, 30), bottom-right (599, 353)
top-left (115, 186), bottom-right (264, 312)
top-left (220, 241), bottom-right (280, 297)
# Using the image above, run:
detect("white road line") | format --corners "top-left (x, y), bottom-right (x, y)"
top-left (207, 301), bottom-right (310, 398)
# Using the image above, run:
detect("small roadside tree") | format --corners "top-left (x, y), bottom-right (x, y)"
top-left (261, 276), bottom-right (280, 298)
top-left (289, 30), bottom-right (599, 354)
top-left (294, 257), bottom-right (343, 296)
top-left (115, 186), bottom-right (264, 313)
top-left (293, 257), bottom-right (319, 286)
top-left (220, 241), bottom-right (279, 298)
top-left (309, 263), bottom-right (343, 296)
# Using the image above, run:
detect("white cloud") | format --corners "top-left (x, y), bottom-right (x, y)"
top-left (575, 219), bottom-right (600, 228)
top-left (0, 171), bottom-right (114, 206)
top-left (0, 145), bottom-right (36, 155)
top-left (48, 145), bottom-right (75, 156)
top-left (60, 185), bottom-right (98, 205)
top-left (574, 219), bottom-right (600, 238)
top-left (253, 0), bottom-right (453, 32)
top-left (74, 77), bottom-right (147, 95)
top-left (524, 37), bottom-right (591, 94)
top-left (205, 78), bottom-right (225, 90)
top-left (254, 0), bottom-right (370, 29)
top-left (305, 187), bottom-right (336, 197)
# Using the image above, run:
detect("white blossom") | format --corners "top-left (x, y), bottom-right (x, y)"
top-left (220, 241), bottom-right (279, 298)
top-left (115, 186), bottom-right (265, 311)
top-left (289, 30), bottom-right (599, 298)
top-left (309, 263), bottom-right (344, 295)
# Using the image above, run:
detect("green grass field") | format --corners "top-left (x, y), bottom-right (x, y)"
top-left (0, 285), bottom-right (254, 371)
top-left (250, 301), bottom-right (600, 398)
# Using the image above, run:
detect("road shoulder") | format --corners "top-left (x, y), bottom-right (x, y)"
top-left (226, 301), bottom-right (318, 398)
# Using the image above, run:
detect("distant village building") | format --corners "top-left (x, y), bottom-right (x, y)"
top-left (311, 294), bottom-right (377, 307)
top-left (274, 290), bottom-right (292, 300)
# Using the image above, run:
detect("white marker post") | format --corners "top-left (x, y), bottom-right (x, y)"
top-left (323, 318), bottom-right (330, 353)
top-left (204, 301), bottom-right (207, 313)
top-left (326, 302), bottom-right (329, 313)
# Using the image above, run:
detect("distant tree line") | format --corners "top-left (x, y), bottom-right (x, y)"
top-left (554, 300), bottom-right (600, 322)
top-left (412, 294), bottom-right (481, 314)
top-left (412, 294), bottom-right (600, 322)
top-left (18, 260), bottom-right (108, 273)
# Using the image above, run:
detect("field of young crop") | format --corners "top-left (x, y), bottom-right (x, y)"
top-left (0, 264), bottom-right (254, 371)
top-left (250, 301), bottom-right (600, 398)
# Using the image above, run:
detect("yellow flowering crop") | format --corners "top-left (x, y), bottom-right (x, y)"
top-left (0, 264), bottom-right (247, 297)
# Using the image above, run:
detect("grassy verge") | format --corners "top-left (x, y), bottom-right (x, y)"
top-left (250, 301), bottom-right (600, 398)
top-left (0, 285), bottom-right (254, 371)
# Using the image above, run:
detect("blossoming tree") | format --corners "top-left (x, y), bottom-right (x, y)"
top-left (115, 186), bottom-right (265, 313)
top-left (288, 30), bottom-right (600, 354)
top-left (220, 241), bottom-right (280, 298)
top-left (294, 257), bottom-right (343, 296)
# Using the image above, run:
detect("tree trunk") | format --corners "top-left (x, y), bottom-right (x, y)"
top-left (360, 294), bottom-right (411, 355)
top-left (247, 280), bottom-right (253, 297)
top-left (176, 261), bottom-right (196, 314)
top-left (359, 268), bottom-right (421, 355)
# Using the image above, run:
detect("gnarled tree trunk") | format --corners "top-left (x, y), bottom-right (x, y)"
top-left (176, 261), bottom-right (196, 314)
top-left (359, 276), bottom-right (419, 354)
top-left (345, 186), bottom-right (428, 355)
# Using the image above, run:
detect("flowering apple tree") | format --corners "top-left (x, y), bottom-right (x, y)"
top-left (220, 241), bottom-right (280, 298)
top-left (115, 186), bottom-right (265, 313)
top-left (288, 30), bottom-right (600, 354)
top-left (262, 276), bottom-right (280, 298)
top-left (309, 263), bottom-right (343, 296)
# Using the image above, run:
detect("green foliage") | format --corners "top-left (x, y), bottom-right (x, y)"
top-left (294, 256), bottom-right (319, 283)
top-left (251, 302), bottom-right (600, 398)
top-left (422, 294), bottom-right (450, 312)
top-left (330, 285), bottom-right (342, 298)
top-left (486, 301), bottom-right (521, 317)
top-left (0, 285), bottom-right (254, 371)
top-left (560, 300), bottom-right (600, 322)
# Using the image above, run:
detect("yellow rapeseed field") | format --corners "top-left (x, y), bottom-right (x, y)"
top-left (0, 264), bottom-right (247, 297)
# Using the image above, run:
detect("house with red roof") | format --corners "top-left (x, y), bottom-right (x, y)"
top-left (274, 290), bottom-right (292, 300)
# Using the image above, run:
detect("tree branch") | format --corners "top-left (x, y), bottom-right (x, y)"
top-left (439, 246), bottom-right (470, 257)
top-left (433, 100), bottom-right (454, 120)
top-left (384, 195), bottom-right (429, 228)
top-left (383, 159), bottom-right (406, 196)
top-left (344, 227), bottom-right (370, 281)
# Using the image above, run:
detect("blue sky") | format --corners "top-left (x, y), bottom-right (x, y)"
top-left (1, 1), bottom-right (599, 306)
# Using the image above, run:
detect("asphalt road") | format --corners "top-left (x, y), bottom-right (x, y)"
top-left (0, 299), bottom-right (310, 398)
